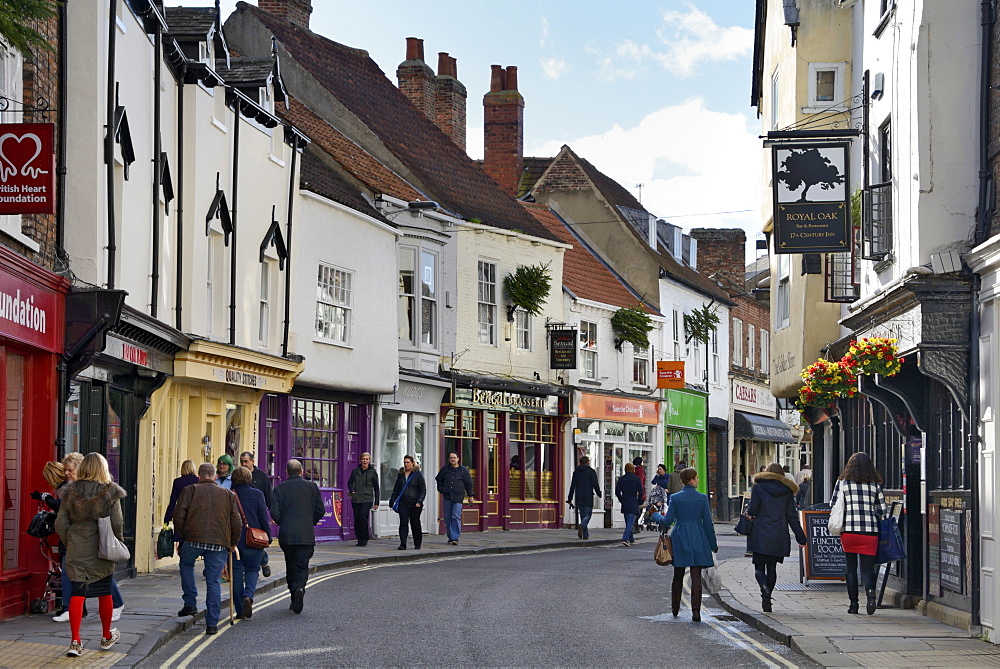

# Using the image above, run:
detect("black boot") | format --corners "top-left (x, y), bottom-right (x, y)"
top-left (863, 573), bottom-right (878, 615)
top-left (845, 573), bottom-right (860, 614)
top-left (671, 575), bottom-right (683, 617)
top-left (691, 572), bottom-right (703, 622)
top-left (760, 585), bottom-right (772, 613)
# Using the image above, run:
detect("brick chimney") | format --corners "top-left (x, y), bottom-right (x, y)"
top-left (689, 228), bottom-right (746, 291)
top-left (258, 0), bottom-right (312, 29)
top-left (435, 52), bottom-right (467, 152)
top-left (483, 65), bottom-right (524, 196)
top-left (396, 37), bottom-right (436, 120)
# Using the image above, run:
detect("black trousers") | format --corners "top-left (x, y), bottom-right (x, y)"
top-left (280, 544), bottom-right (315, 593)
top-left (398, 503), bottom-right (423, 547)
top-left (352, 501), bottom-right (373, 545)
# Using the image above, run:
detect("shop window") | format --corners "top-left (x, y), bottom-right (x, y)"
top-left (316, 263), bottom-right (352, 345)
top-left (225, 403), bottom-right (242, 459)
top-left (3, 352), bottom-right (24, 571)
top-left (380, 411), bottom-right (408, 501)
top-left (291, 399), bottom-right (338, 487)
top-left (515, 308), bottom-right (531, 351)
top-left (732, 318), bottom-right (743, 367)
top-left (263, 394), bottom-right (281, 482)
top-left (580, 320), bottom-right (598, 380)
top-left (632, 345), bottom-right (648, 386)
top-left (509, 414), bottom-right (557, 501)
top-left (444, 408), bottom-right (478, 490)
top-left (477, 260), bottom-right (497, 346)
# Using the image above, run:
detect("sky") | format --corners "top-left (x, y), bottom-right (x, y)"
top-left (166, 1), bottom-right (764, 255)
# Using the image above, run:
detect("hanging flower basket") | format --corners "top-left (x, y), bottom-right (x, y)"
top-left (795, 358), bottom-right (857, 410)
top-left (795, 385), bottom-right (841, 410)
top-left (842, 337), bottom-right (904, 377)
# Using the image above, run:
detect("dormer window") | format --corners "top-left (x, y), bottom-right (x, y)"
top-left (259, 85), bottom-right (272, 114)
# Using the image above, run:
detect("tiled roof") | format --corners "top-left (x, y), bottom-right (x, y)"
top-left (164, 7), bottom-right (216, 38)
top-left (214, 57), bottom-right (272, 86)
top-left (298, 147), bottom-right (392, 226)
top-left (574, 154), bottom-right (645, 213)
top-left (517, 157), bottom-right (553, 198)
top-left (278, 97), bottom-right (420, 203)
top-left (234, 3), bottom-right (560, 243)
top-left (521, 202), bottom-right (658, 315)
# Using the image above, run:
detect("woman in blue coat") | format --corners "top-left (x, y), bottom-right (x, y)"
top-left (652, 467), bottom-right (717, 622)
top-left (231, 466), bottom-right (271, 620)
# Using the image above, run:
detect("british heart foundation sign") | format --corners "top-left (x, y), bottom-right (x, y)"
top-left (0, 123), bottom-right (55, 216)
top-left (772, 142), bottom-right (850, 254)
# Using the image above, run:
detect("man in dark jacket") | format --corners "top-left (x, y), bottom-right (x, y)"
top-left (615, 463), bottom-right (645, 546)
top-left (346, 452), bottom-right (379, 547)
top-left (173, 463), bottom-right (242, 634)
top-left (435, 452), bottom-right (474, 545)
top-left (567, 455), bottom-right (602, 539)
top-left (239, 451), bottom-right (274, 576)
top-left (271, 459), bottom-right (325, 614)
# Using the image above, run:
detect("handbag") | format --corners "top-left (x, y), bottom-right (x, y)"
top-left (97, 515), bottom-right (130, 562)
top-left (156, 524), bottom-right (174, 559)
top-left (875, 516), bottom-right (906, 563)
top-left (735, 513), bottom-right (754, 536)
top-left (234, 492), bottom-right (270, 550)
top-left (653, 531), bottom-right (673, 566)
top-left (828, 482), bottom-right (846, 536)
top-left (26, 506), bottom-right (56, 538)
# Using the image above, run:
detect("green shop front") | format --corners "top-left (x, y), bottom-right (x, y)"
top-left (664, 389), bottom-right (708, 494)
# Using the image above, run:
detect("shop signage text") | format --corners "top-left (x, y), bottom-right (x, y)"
top-left (772, 143), bottom-right (851, 254)
top-left (455, 387), bottom-right (559, 416)
top-left (0, 123), bottom-right (55, 215)
top-left (212, 366), bottom-right (267, 389)
top-left (548, 328), bottom-right (578, 370)
top-left (0, 268), bottom-right (58, 352)
top-left (732, 380), bottom-right (777, 413)
top-left (578, 393), bottom-right (659, 425)
top-left (940, 509), bottom-right (964, 594)
top-left (104, 335), bottom-right (173, 374)
top-left (656, 361), bottom-right (685, 389)
top-left (802, 511), bottom-right (847, 580)
top-left (665, 390), bottom-right (706, 430)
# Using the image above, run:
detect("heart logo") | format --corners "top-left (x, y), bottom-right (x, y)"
top-left (0, 132), bottom-right (46, 183)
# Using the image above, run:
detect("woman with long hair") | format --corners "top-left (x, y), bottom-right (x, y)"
top-left (54, 452), bottom-right (126, 657)
top-left (164, 460), bottom-right (198, 524)
top-left (746, 463), bottom-right (807, 612)
top-left (831, 452), bottom-right (886, 615)
top-left (651, 467), bottom-right (717, 622)
top-left (230, 466), bottom-right (270, 620)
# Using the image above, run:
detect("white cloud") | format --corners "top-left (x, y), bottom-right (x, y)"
top-left (540, 17), bottom-right (550, 48)
top-left (527, 98), bottom-right (763, 241)
top-left (540, 57), bottom-right (569, 80)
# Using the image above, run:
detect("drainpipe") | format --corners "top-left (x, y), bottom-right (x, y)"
top-left (105, 0), bottom-right (118, 289)
top-left (281, 132), bottom-right (299, 357)
top-left (976, 0), bottom-right (995, 244)
top-left (175, 72), bottom-right (185, 330)
top-left (970, 273), bottom-right (982, 628)
top-left (150, 28), bottom-right (162, 317)
top-left (54, 0), bottom-right (69, 455)
top-left (229, 94), bottom-right (240, 345)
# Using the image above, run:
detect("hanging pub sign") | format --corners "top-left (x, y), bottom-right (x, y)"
top-left (548, 328), bottom-right (577, 369)
top-left (656, 361), bottom-right (685, 389)
top-left (772, 142), bottom-right (850, 254)
top-left (0, 123), bottom-right (55, 216)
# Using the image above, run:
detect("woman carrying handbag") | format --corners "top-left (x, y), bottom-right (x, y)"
top-left (230, 466), bottom-right (271, 620)
top-left (389, 455), bottom-right (426, 550)
top-left (746, 463), bottom-right (807, 612)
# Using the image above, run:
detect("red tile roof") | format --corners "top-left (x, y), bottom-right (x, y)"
top-left (298, 147), bottom-right (393, 226)
top-left (520, 202), bottom-right (658, 315)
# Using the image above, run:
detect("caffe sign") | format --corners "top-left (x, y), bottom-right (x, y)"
top-left (454, 388), bottom-right (559, 416)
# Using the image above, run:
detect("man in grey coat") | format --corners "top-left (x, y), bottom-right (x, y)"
top-left (270, 459), bottom-right (325, 614)
top-left (346, 452), bottom-right (379, 547)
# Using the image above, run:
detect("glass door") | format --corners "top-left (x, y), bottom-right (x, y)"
top-left (485, 412), bottom-right (503, 529)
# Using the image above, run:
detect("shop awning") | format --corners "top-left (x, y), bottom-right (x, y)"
top-left (733, 411), bottom-right (795, 443)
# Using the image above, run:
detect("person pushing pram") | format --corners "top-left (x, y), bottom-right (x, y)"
top-left (643, 463), bottom-right (671, 530)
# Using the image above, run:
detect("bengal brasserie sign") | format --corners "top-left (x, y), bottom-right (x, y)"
top-left (454, 388), bottom-right (560, 416)
top-left (0, 123), bottom-right (55, 215)
top-left (772, 142), bottom-right (851, 254)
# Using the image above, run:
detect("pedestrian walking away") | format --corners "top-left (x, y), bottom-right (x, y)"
top-left (172, 462), bottom-right (242, 634)
top-left (566, 455), bottom-right (601, 539)
top-left (651, 467), bottom-right (717, 622)
top-left (436, 452), bottom-right (474, 545)
top-left (795, 468), bottom-right (813, 509)
top-left (53, 453), bottom-right (126, 657)
top-left (239, 452), bottom-right (274, 577)
top-left (270, 459), bottom-right (325, 613)
top-left (666, 460), bottom-right (687, 495)
top-left (215, 454), bottom-right (235, 490)
top-left (389, 455), bottom-right (426, 550)
top-left (745, 463), bottom-right (807, 612)
top-left (615, 462), bottom-right (644, 546)
top-left (347, 452), bottom-right (380, 547)
top-left (230, 466), bottom-right (271, 620)
top-left (164, 460), bottom-right (198, 525)
top-left (831, 452), bottom-right (887, 615)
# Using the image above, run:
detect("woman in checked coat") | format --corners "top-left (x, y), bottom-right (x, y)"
top-left (830, 452), bottom-right (886, 615)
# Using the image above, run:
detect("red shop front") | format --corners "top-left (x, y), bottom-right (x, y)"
top-left (0, 245), bottom-right (68, 619)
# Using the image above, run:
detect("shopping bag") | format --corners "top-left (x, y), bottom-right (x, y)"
top-left (156, 525), bottom-right (174, 559)
top-left (875, 516), bottom-right (906, 564)
top-left (703, 566), bottom-right (723, 594)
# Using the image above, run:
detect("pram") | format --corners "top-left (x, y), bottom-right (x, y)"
top-left (25, 497), bottom-right (62, 615)
top-left (642, 485), bottom-right (669, 531)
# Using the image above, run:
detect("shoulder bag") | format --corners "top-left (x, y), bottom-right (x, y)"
top-left (98, 515), bottom-right (130, 562)
top-left (653, 529), bottom-right (673, 566)
top-left (735, 513), bottom-right (754, 536)
top-left (234, 492), bottom-right (270, 550)
top-left (875, 516), bottom-right (906, 563)
top-left (26, 505), bottom-right (56, 538)
top-left (392, 473), bottom-right (415, 513)
top-left (828, 481), bottom-right (846, 536)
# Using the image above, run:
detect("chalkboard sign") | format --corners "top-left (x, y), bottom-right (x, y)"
top-left (802, 510), bottom-right (846, 581)
top-left (940, 509), bottom-right (964, 594)
top-left (928, 504), bottom-right (941, 596)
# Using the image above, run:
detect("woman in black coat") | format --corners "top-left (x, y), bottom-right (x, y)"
top-left (746, 462), bottom-right (807, 612)
top-left (389, 455), bottom-right (426, 550)
top-left (164, 460), bottom-right (198, 523)
top-left (614, 463), bottom-right (645, 546)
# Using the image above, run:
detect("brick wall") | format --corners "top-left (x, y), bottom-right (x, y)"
top-left (258, 0), bottom-right (312, 29)
top-left (533, 151), bottom-right (590, 192)
top-left (690, 228), bottom-right (745, 290)
top-left (434, 53), bottom-right (466, 152)
top-left (482, 65), bottom-right (523, 196)
top-left (732, 295), bottom-right (770, 383)
top-left (396, 37), bottom-right (436, 122)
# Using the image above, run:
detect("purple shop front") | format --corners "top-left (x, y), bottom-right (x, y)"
top-left (260, 392), bottom-right (373, 542)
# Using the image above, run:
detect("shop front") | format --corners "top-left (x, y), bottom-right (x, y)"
top-left (572, 392), bottom-right (662, 529)
top-left (374, 375), bottom-right (449, 538)
top-left (0, 246), bottom-right (68, 619)
top-left (729, 379), bottom-right (795, 515)
top-left (664, 389), bottom-right (708, 494)
top-left (442, 382), bottom-right (570, 532)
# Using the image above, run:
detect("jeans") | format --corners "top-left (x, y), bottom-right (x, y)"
top-left (179, 543), bottom-right (228, 627)
top-left (60, 553), bottom-right (123, 610)
top-left (577, 505), bottom-right (593, 539)
top-left (398, 503), bottom-right (423, 547)
top-left (260, 548), bottom-right (269, 568)
top-left (622, 513), bottom-right (637, 543)
top-left (281, 544), bottom-right (315, 594)
top-left (352, 501), bottom-right (373, 545)
top-left (231, 546), bottom-right (263, 616)
top-left (443, 499), bottom-right (463, 541)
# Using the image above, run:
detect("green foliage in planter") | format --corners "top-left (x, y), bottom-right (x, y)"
top-left (851, 188), bottom-right (862, 228)
top-left (611, 306), bottom-right (654, 349)
top-left (683, 304), bottom-right (720, 345)
top-left (503, 263), bottom-right (551, 316)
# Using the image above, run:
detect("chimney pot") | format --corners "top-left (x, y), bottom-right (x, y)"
top-left (437, 52), bottom-right (451, 77)
top-left (450, 56), bottom-right (458, 79)
top-left (505, 66), bottom-right (518, 92)
top-left (490, 64), bottom-right (504, 92)
top-left (405, 37), bottom-right (424, 62)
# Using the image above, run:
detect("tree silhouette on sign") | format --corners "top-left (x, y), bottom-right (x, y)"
top-left (777, 148), bottom-right (845, 202)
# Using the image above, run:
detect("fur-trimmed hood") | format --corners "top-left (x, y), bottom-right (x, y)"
top-left (752, 471), bottom-right (798, 495)
top-left (60, 480), bottom-right (126, 521)
top-left (398, 463), bottom-right (421, 475)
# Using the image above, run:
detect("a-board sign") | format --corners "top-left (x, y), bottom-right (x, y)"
top-left (802, 510), bottom-right (846, 580)
top-left (940, 509), bottom-right (964, 594)
top-left (928, 504), bottom-right (941, 596)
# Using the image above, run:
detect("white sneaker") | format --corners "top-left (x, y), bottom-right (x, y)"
top-left (111, 606), bottom-right (123, 621)
top-left (52, 610), bottom-right (70, 622)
